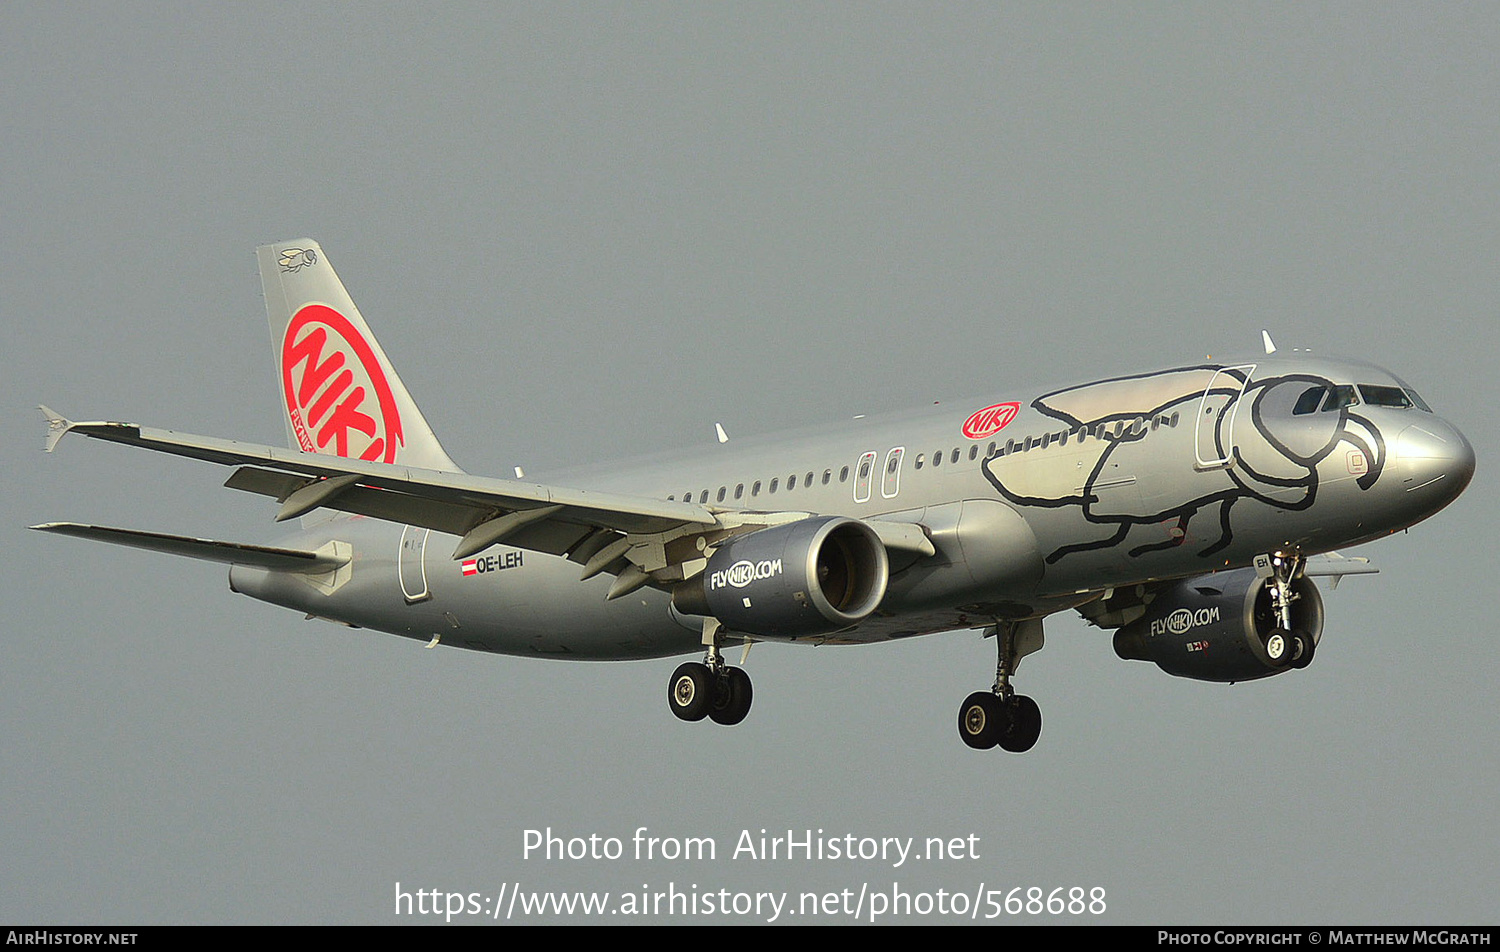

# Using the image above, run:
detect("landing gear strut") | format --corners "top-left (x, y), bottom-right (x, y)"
top-left (667, 619), bottom-right (754, 726)
top-left (958, 619), bottom-right (1044, 752)
top-left (1256, 553), bottom-right (1316, 669)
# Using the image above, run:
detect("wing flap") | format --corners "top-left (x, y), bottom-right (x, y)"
top-left (226, 466), bottom-right (487, 537)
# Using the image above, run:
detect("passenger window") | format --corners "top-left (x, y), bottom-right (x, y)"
top-left (932, 450), bottom-right (941, 467)
top-left (752, 480), bottom-right (761, 496)
top-left (734, 484), bottom-right (744, 500)
top-left (769, 478), bottom-right (779, 493)
top-left (699, 490), bottom-right (709, 504)
top-left (915, 453), bottom-right (925, 469)
top-left (822, 470), bottom-right (832, 485)
top-left (717, 487), bottom-right (726, 502)
top-left (951, 448), bottom-right (960, 464)
top-left (988, 442), bottom-right (997, 456)
top-left (806, 471), bottom-right (815, 486)
top-left (788, 474), bottom-right (797, 490)
top-left (840, 466), bottom-right (849, 482)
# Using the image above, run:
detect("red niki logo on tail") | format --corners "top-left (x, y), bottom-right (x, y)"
top-left (961, 402), bottom-right (1020, 440)
top-left (281, 305), bottom-right (404, 463)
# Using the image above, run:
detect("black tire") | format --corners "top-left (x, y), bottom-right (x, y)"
top-left (998, 694), bottom-right (1042, 753)
top-left (668, 662), bottom-right (712, 722)
top-left (1290, 631), bottom-right (1316, 669)
top-left (958, 692), bottom-right (1004, 750)
top-left (1265, 628), bottom-right (1293, 667)
top-left (709, 667), bottom-right (754, 726)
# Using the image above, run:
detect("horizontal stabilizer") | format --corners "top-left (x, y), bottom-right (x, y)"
top-left (31, 522), bottom-right (350, 573)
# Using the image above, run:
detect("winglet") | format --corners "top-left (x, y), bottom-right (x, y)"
top-left (38, 405), bottom-right (73, 453)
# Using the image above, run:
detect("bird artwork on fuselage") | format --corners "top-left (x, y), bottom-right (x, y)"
top-left (980, 366), bottom-right (1387, 563)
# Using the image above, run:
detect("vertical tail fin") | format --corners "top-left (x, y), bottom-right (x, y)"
top-left (257, 239), bottom-right (462, 473)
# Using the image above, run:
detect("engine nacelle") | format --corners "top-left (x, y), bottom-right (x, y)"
top-left (674, 516), bottom-right (889, 638)
top-left (1112, 567), bottom-right (1324, 682)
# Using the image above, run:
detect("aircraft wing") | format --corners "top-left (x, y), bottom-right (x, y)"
top-left (1301, 552), bottom-right (1378, 578)
top-left (42, 407), bottom-right (719, 582)
top-left (40, 407), bottom-right (942, 596)
top-left (1301, 551), bottom-right (1378, 588)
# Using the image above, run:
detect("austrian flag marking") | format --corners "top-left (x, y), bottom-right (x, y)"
top-left (461, 552), bottom-right (524, 576)
top-left (280, 304), bottom-right (404, 463)
top-left (961, 402), bottom-right (1020, 440)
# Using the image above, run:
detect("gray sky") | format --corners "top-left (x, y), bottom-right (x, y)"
top-left (3, 3), bottom-right (1496, 924)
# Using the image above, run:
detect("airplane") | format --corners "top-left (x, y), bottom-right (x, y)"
top-left (33, 239), bottom-right (1476, 752)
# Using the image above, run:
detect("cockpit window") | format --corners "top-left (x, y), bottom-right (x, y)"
top-left (1293, 385), bottom-right (1328, 415)
top-left (1320, 385), bottom-right (1358, 412)
top-left (1404, 388), bottom-right (1432, 412)
top-left (1358, 384), bottom-right (1413, 409)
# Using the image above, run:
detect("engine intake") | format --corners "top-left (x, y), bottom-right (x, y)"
top-left (675, 516), bottom-right (889, 638)
top-left (1113, 567), bottom-right (1324, 682)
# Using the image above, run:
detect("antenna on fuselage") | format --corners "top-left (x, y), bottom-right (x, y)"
top-left (714, 422), bottom-right (729, 444)
top-left (1262, 330), bottom-right (1277, 354)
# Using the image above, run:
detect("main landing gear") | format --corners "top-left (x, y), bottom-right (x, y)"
top-left (1256, 553), bottom-right (1316, 670)
top-left (667, 619), bottom-right (753, 727)
top-left (959, 618), bottom-right (1045, 752)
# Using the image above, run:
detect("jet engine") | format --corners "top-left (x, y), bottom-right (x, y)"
top-left (1112, 567), bottom-right (1323, 681)
top-left (673, 516), bottom-right (889, 638)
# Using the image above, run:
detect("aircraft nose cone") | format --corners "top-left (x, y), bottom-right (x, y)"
top-left (1395, 420), bottom-right (1476, 508)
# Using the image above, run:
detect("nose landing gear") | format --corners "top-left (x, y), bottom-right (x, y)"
top-left (1256, 552), bottom-right (1317, 671)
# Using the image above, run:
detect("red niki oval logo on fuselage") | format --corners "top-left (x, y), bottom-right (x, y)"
top-left (961, 402), bottom-right (1020, 440)
top-left (281, 304), bottom-right (404, 463)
